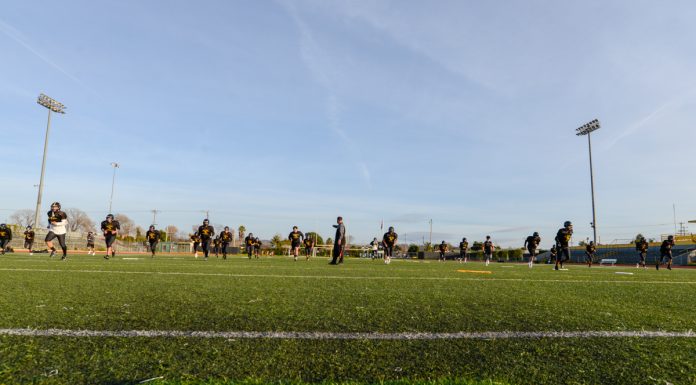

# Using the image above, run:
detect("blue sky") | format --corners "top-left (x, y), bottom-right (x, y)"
top-left (1, 0), bottom-right (695, 247)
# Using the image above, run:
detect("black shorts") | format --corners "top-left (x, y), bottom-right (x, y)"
top-left (484, 251), bottom-right (493, 259)
top-left (45, 232), bottom-right (67, 247)
top-left (639, 252), bottom-right (646, 262)
top-left (661, 252), bottom-right (672, 260)
top-left (24, 240), bottom-right (34, 249)
top-left (459, 250), bottom-right (467, 257)
top-left (104, 234), bottom-right (116, 247)
top-left (87, 242), bottom-right (95, 248)
top-left (384, 245), bottom-right (393, 257)
top-left (291, 242), bottom-right (301, 249)
top-left (527, 248), bottom-right (537, 257)
top-left (0, 239), bottom-right (9, 248)
top-left (585, 252), bottom-right (594, 261)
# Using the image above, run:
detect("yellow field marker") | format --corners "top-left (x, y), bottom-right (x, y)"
top-left (457, 269), bottom-right (492, 274)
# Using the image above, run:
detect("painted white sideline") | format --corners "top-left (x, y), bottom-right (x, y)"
top-left (1, 268), bottom-right (695, 285)
top-left (0, 328), bottom-right (694, 340)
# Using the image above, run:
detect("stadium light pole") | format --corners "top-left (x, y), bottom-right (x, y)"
top-left (34, 94), bottom-right (66, 229)
top-left (108, 162), bottom-right (119, 213)
top-left (576, 119), bottom-right (601, 245)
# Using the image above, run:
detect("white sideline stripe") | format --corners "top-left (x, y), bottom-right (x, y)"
top-left (0, 328), bottom-right (693, 340)
top-left (1, 268), bottom-right (695, 285)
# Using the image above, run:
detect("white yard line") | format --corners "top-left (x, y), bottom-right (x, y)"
top-left (0, 328), bottom-right (693, 340)
top-left (0, 267), bottom-right (695, 284)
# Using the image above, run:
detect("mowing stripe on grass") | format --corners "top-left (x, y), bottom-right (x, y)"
top-left (0, 267), bottom-right (695, 285)
top-left (0, 328), bottom-right (694, 340)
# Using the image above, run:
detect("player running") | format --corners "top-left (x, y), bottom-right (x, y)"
top-left (303, 235), bottom-right (314, 260)
top-left (438, 241), bottom-right (448, 261)
top-left (219, 227), bottom-right (233, 259)
top-left (146, 225), bottom-right (160, 257)
top-left (585, 241), bottom-right (596, 267)
top-left (549, 245), bottom-right (558, 264)
top-left (212, 236), bottom-right (221, 258)
top-left (254, 236), bottom-right (261, 258)
top-left (101, 214), bottom-right (120, 260)
top-left (197, 219), bottom-right (215, 260)
top-left (24, 226), bottom-right (35, 255)
top-left (244, 233), bottom-right (255, 259)
top-left (0, 224), bottom-right (12, 255)
top-left (190, 232), bottom-right (201, 258)
top-left (483, 236), bottom-right (495, 266)
top-left (86, 231), bottom-right (96, 255)
top-left (554, 221), bottom-right (573, 270)
top-left (457, 237), bottom-right (469, 263)
top-left (288, 226), bottom-right (304, 261)
top-left (524, 232), bottom-right (541, 268)
top-left (636, 236), bottom-right (648, 269)
top-left (382, 226), bottom-right (398, 265)
top-left (657, 235), bottom-right (675, 270)
top-left (46, 202), bottom-right (69, 260)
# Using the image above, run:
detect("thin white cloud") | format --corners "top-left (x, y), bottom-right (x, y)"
top-left (0, 18), bottom-right (98, 96)
top-left (280, 1), bottom-right (372, 189)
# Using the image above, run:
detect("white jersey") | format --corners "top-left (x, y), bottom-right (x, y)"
top-left (50, 219), bottom-right (68, 235)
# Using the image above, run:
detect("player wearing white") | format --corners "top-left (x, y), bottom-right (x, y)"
top-left (45, 202), bottom-right (69, 260)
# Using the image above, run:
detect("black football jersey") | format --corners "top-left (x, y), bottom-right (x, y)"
top-left (101, 220), bottom-right (120, 234)
top-left (382, 232), bottom-right (398, 246)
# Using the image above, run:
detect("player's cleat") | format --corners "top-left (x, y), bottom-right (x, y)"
top-left (668, 265), bottom-right (672, 270)
top-left (294, 256), bottom-right (297, 262)
top-left (49, 250), bottom-right (56, 258)
top-left (104, 255), bottom-right (109, 260)
top-left (61, 256), bottom-right (67, 261)
top-left (29, 252), bottom-right (33, 256)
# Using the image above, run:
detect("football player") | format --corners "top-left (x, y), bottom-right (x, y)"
top-left (190, 232), bottom-right (201, 258)
top-left (524, 232), bottom-right (541, 268)
top-left (288, 226), bottom-right (304, 262)
top-left (438, 241), bottom-right (448, 261)
top-left (657, 235), bottom-right (675, 270)
top-left (46, 202), bottom-right (69, 260)
top-left (0, 224), bottom-right (12, 255)
top-left (146, 225), bottom-right (160, 257)
top-left (254, 236), bottom-right (261, 258)
top-left (303, 235), bottom-right (314, 260)
top-left (86, 231), bottom-right (96, 255)
top-left (554, 221), bottom-right (573, 270)
top-left (244, 233), bottom-right (255, 259)
top-left (585, 241), bottom-right (596, 267)
top-left (483, 236), bottom-right (495, 266)
top-left (101, 214), bottom-right (120, 260)
top-left (635, 236), bottom-right (648, 269)
top-left (24, 226), bottom-right (35, 255)
top-left (197, 219), bottom-right (215, 260)
top-left (219, 227), bottom-right (233, 260)
top-left (458, 237), bottom-right (469, 263)
top-left (382, 226), bottom-right (398, 264)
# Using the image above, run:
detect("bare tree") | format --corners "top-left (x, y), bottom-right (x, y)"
top-left (65, 208), bottom-right (95, 233)
top-left (114, 213), bottom-right (135, 238)
top-left (9, 209), bottom-right (36, 228)
top-left (164, 225), bottom-right (179, 241)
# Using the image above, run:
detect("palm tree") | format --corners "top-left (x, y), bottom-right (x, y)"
top-left (238, 225), bottom-right (246, 245)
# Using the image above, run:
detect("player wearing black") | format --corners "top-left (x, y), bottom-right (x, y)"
top-left (329, 216), bottom-right (345, 265)
top-left (190, 232), bottom-right (201, 258)
top-left (382, 227), bottom-right (398, 265)
top-left (146, 225), bottom-right (160, 257)
top-left (219, 227), bottom-right (233, 260)
top-left (303, 236), bottom-right (314, 260)
top-left (554, 221), bottom-right (573, 270)
top-left (458, 237), bottom-right (469, 263)
top-left (86, 231), bottom-right (96, 255)
top-left (585, 241), bottom-right (596, 268)
top-left (0, 224), bottom-right (12, 255)
top-left (244, 233), bottom-right (255, 259)
top-left (438, 241), bottom-right (448, 261)
top-left (549, 245), bottom-right (558, 264)
top-left (46, 202), bottom-right (68, 260)
top-left (524, 232), bottom-right (541, 268)
top-left (635, 236), bottom-right (648, 269)
top-left (24, 226), bottom-right (35, 255)
top-left (657, 235), bottom-right (675, 271)
top-left (101, 214), bottom-right (120, 260)
top-left (288, 226), bottom-right (304, 262)
top-left (254, 237), bottom-right (261, 258)
top-left (483, 236), bottom-right (495, 266)
top-left (197, 219), bottom-right (215, 260)
top-left (212, 236), bottom-right (220, 258)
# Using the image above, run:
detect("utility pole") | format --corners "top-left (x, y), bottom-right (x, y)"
top-left (576, 119), bottom-right (601, 245)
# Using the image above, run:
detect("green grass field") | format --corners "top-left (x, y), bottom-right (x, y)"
top-left (0, 253), bottom-right (695, 385)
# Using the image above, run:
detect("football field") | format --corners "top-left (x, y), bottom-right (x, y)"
top-left (0, 254), bottom-right (694, 385)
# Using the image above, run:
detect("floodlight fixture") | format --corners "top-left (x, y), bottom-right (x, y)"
top-left (37, 93), bottom-right (66, 114)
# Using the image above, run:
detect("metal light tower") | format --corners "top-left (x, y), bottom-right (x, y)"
top-left (575, 119), bottom-right (601, 245)
top-left (108, 162), bottom-right (119, 213)
top-left (34, 94), bottom-right (66, 228)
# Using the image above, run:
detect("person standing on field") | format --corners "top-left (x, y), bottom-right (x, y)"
top-left (635, 236), bottom-right (648, 269)
top-left (24, 226), bottom-right (35, 255)
top-left (146, 225), bottom-right (160, 257)
top-left (288, 226), bottom-right (304, 262)
top-left (483, 236), bottom-right (495, 266)
top-left (458, 237), bottom-right (469, 263)
top-left (101, 214), bottom-right (120, 260)
top-left (219, 227), bottom-right (233, 260)
top-left (329, 216), bottom-right (345, 265)
top-left (382, 226), bottom-right (398, 265)
top-left (46, 202), bottom-right (69, 260)
top-left (0, 224), bottom-right (12, 255)
top-left (524, 232), bottom-right (541, 268)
